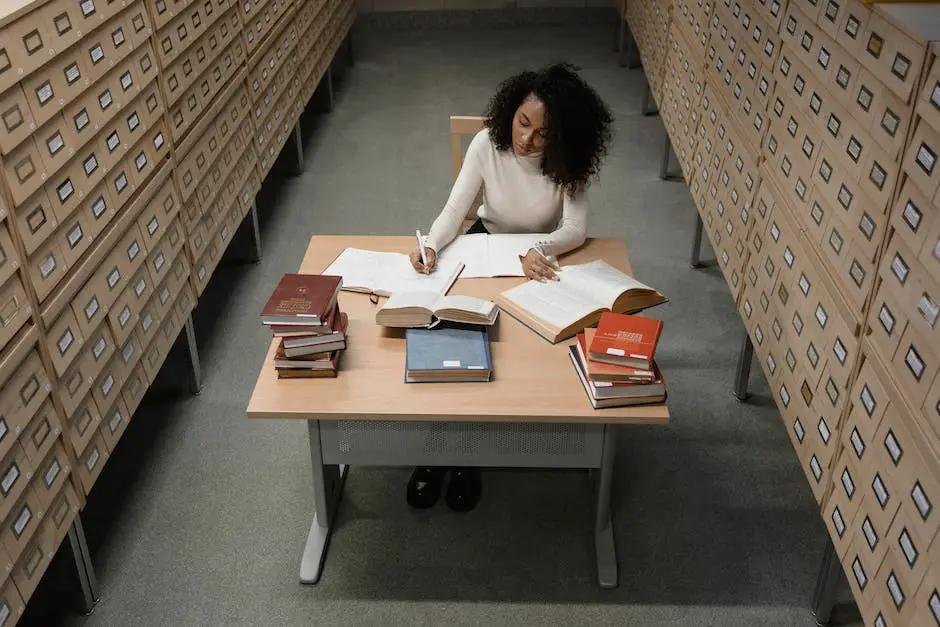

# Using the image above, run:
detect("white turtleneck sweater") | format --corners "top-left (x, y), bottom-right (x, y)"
top-left (425, 129), bottom-right (589, 257)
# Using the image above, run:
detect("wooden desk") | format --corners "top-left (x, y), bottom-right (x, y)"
top-left (247, 236), bottom-right (670, 588)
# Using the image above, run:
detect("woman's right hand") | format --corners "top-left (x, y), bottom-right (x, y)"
top-left (409, 246), bottom-right (437, 274)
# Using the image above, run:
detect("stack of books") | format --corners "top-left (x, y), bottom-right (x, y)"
top-left (569, 312), bottom-right (666, 408)
top-left (261, 274), bottom-right (348, 379)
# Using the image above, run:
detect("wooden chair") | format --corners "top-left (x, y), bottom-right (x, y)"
top-left (449, 115), bottom-right (485, 229)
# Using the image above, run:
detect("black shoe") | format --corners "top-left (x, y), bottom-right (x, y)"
top-left (445, 468), bottom-right (482, 512)
top-left (406, 466), bottom-right (447, 509)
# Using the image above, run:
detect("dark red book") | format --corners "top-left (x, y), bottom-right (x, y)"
top-left (275, 349), bottom-right (344, 377)
top-left (269, 304), bottom-right (339, 336)
top-left (261, 274), bottom-right (341, 326)
top-left (588, 312), bottom-right (662, 369)
top-left (281, 312), bottom-right (348, 358)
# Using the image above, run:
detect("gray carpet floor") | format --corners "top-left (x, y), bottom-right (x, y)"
top-left (27, 18), bottom-right (864, 627)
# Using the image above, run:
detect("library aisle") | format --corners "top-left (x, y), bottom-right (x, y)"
top-left (27, 16), bottom-right (842, 627)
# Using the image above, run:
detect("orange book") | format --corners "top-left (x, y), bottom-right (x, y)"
top-left (588, 312), bottom-right (662, 369)
top-left (577, 330), bottom-right (656, 383)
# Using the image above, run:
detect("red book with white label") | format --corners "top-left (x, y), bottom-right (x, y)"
top-left (588, 312), bottom-right (662, 369)
top-left (577, 330), bottom-right (655, 383)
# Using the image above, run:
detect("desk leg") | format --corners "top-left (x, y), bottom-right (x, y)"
top-left (594, 425), bottom-right (618, 589)
top-left (811, 537), bottom-right (841, 626)
top-left (300, 420), bottom-right (347, 584)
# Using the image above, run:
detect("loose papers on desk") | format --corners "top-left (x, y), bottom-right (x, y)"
top-left (434, 233), bottom-right (556, 278)
top-left (323, 248), bottom-right (465, 296)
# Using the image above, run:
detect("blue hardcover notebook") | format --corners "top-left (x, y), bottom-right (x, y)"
top-left (405, 326), bottom-right (492, 383)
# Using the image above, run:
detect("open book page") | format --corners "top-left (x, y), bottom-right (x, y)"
top-left (322, 248), bottom-right (396, 292)
top-left (501, 276), bottom-right (603, 330)
top-left (434, 295), bottom-right (497, 318)
top-left (382, 289), bottom-right (442, 313)
top-left (375, 253), bottom-right (464, 297)
top-left (559, 260), bottom-right (653, 310)
top-left (435, 234), bottom-right (550, 278)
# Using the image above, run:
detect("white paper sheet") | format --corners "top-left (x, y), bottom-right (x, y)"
top-left (436, 234), bottom-right (551, 278)
top-left (323, 248), bottom-right (464, 296)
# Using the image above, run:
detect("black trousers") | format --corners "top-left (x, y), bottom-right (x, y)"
top-left (465, 218), bottom-right (489, 235)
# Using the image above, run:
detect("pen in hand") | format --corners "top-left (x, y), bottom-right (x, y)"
top-left (416, 229), bottom-right (430, 274)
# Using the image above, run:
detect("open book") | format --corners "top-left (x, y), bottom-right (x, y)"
top-left (322, 248), bottom-right (465, 297)
top-left (434, 233), bottom-right (556, 278)
top-left (496, 260), bottom-right (667, 343)
top-left (376, 291), bottom-right (499, 328)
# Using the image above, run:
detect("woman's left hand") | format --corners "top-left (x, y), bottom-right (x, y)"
top-left (521, 249), bottom-right (559, 282)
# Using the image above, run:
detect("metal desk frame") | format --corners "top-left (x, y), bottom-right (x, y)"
top-left (300, 420), bottom-right (621, 588)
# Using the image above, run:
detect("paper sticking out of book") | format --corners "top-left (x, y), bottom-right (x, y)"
top-left (376, 290), bottom-right (498, 328)
top-left (496, 259), bottom-right (667, 343)
top-left (434, 233), bottom-right (557, 278)
top-left (405, 326), bottom-right (492, 383)
top-left (577, 329), bottom-right (656, 383)
top-left (323, 248), bottom-right (464, 297)
top-left (589, 312), bottom-right (663, 370)
top-left (569, 346), bottom-right (665, 408)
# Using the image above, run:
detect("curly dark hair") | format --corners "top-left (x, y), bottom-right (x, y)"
top-left (483, 62), bottom-right (613, 197)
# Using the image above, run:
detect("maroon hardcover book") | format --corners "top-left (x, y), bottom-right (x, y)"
top-left (261, 274), bottom-right (341, 325)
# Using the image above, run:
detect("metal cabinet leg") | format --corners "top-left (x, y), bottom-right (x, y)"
top-left (812, 538), bottom-right (841, 626)
top-left (690, 213), bottom-right (704, 269)
top-left (326, 67), bottom-right (334, 112)
top-left (290, 122), bottom-right (304, 176)
top-left (733, 333), bottom-right (753, 401)
top-left (624, 30), bottom-right (641, 70)
top-left (617, 17), bottom-right (627, 65)
top-left (184, 315), bottom-right (202, 395)
top-left (249, 200), bottom-right (262, 263)
top-left (659, 135), bottom-right (682, 181)
top-left (594, 425), bottom-right (618, 589)
top-left (300, 420), bottom-right (348, 584)
top-left (641, 83), bottom-right (658, 116)
top-left (67, 516), bottom-right (99, 615)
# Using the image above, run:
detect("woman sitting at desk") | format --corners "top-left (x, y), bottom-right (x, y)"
top-left (407, 62), bottom-right (614, 512)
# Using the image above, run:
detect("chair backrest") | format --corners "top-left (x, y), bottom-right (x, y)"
top-left (449, 115), bottom-right (486, 224)
top-left (450, 115), bottom-right (485, 182)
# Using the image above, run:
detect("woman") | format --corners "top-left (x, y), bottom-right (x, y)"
top-left (406, 62), bottom-right (614, 512)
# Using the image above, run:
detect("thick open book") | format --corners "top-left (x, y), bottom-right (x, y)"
top-left (496, 260), bottom-right (666, 343)
top-left (376, 290), bottom-right (498, 328)
top-left (323, 248), bottom-right (464, 297)
top-left (434, 233), bottom-right (556, 278)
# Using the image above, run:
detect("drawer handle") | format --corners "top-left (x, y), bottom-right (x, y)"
top-left (0, 293), bottom-right (21, 326)
top-left (19, 374), bottom-right (39, 407)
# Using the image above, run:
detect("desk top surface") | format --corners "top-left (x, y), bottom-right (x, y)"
top-left (247, 235), bottom-right (670, 424)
